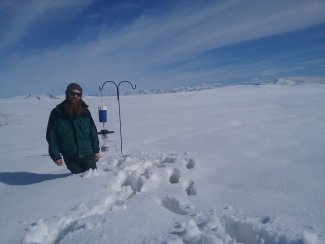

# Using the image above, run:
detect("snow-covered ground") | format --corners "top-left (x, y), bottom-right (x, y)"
top-left (0, 84), bottom-right (324, 244)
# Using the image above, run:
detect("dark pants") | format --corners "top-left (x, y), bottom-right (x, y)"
top-left (64, 154), bottom-right (97, 174)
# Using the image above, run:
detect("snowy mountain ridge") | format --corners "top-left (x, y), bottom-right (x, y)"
top-left (256, 76), bottom-right (325, 86)
top-left (3, 94), bottom-right (62, 101)
top-left (128, 76), bottom-right (325, 95)
top-left (1, 76), bottom-right (325, 101)
top-left (24, 94), bottom-right (60, 100)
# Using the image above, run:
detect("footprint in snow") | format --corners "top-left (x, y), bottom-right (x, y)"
top-left (162, 155), bottom-right (198, 196)
top-left (169, 168), bottom-right (181, 184)
top-left (184, 180), bottom-right (197, 196)
top-left (185, 158), bottom-right (195, 169)
top-left (161, 196), bottom-right (191, 215)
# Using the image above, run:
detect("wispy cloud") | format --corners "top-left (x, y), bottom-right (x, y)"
top-left (114, 0), bottom-right (325, 64)
top-left (0, 0), bottom-right (324, 97)
top-left (0, 0), bottom-right (95, 50)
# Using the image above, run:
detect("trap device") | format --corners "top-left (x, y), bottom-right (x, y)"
top-left (97, 80), bottom-right (136, 155)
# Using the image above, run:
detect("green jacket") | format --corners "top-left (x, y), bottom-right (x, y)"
top-left (46, 101), bottom-right (100, 161)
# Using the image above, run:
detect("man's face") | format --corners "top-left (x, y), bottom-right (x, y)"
top-left (69, 89), bottom-right (82, 103)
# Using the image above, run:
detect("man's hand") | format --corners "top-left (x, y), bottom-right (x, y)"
top-left (94, 153), bottom-right (100, 162)
top-left (55, 159), bottom-right (63, 166)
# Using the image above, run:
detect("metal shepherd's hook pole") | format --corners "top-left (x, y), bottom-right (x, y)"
top-left (99, 80), bottom-right (136, 156)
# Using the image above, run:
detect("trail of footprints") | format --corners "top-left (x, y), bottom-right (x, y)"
top-left (22, 153), bottom-right (197, 244)
top-left (23, 153), bottom-right (311, 244)
top-left (117, 153), bottom-right (197, 198)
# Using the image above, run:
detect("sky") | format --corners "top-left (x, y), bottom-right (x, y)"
top-left (0, 0), bottom-right (324, 98)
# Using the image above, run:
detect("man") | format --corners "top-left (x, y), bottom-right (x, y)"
top-left (46, 83), bottom-right (100, 174)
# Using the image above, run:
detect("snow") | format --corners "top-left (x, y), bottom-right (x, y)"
top-left (0, 84), bottom-right (324, 244)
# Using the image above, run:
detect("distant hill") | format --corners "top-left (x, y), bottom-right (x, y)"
top-left (124, 76), bottom-right (325, 96)
top-left (1, 93), bottom-right (73, 101)
top-left (22, 94), bottom-right (60, 100)
top-left (254, 76), bottom-right (325, 86)
top-left (2, 76), bottom-right (325, 100)
top-left (124, 83), bottom-right (223, 96)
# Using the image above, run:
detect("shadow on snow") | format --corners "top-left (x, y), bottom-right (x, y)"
top-left (0, 172), bottom-right (70, 185)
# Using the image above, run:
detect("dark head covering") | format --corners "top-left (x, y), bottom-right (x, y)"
top-left (65, 83), bottom-right (83, 99)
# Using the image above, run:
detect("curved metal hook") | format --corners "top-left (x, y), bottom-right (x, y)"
top-left (118, 80), bottom-right (137, 90)
top-left (116, 81), bottom-right (136, 101)
top-left (99, 80), bottom-right (136, 98)
top-left (99, 81), bottom-right (117, 92)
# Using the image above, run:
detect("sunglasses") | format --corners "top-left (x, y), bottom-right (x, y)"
top-left (69, 91), bottom-right (82, 97)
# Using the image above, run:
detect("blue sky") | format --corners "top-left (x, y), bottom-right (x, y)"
top-left (0, 0), bottom-right (324, 98)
